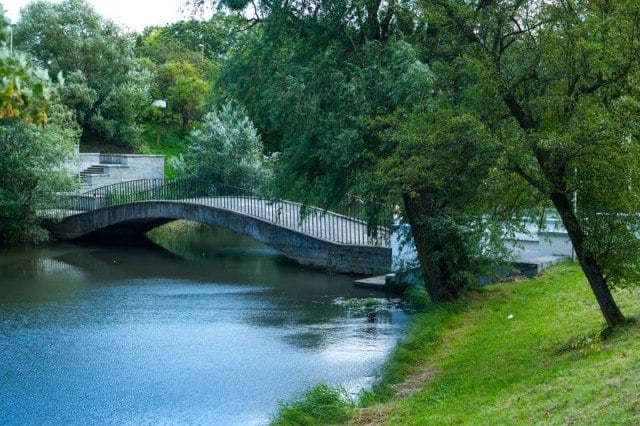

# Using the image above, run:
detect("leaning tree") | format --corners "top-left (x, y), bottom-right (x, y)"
top-left (418, 0), bottom-right (640, 327)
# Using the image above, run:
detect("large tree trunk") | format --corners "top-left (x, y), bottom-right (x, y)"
top-left (402, 192), bottom-right (464, 302)
top-left (549, 190), bottom-right (627, 328)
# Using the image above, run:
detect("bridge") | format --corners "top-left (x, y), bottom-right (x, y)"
top-left (40, 178), bottom-right (392, 275)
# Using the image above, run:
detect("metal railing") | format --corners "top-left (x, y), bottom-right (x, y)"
top-left (39, 176), bottom-right (392, 247)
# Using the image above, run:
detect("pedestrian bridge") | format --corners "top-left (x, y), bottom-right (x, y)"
top-left (40, 178), bottom-right (391, 274)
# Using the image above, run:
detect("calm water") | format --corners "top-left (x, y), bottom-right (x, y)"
top-left (0, 224), bottom-right (408, 425)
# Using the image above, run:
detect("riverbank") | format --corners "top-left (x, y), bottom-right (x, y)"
top-left (273, 262), bottom-right (640, 424)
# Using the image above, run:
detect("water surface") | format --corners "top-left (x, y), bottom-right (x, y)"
top-left (0, 224), bottom-right (407, 424)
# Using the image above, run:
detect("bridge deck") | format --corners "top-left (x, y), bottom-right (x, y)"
top-left (192, 197), bottom-right (388, 246)
top-left (43, 195), bottom-right (390, 248)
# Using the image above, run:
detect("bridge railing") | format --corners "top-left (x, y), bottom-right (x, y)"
top-left (41, 176), bottom-right (392, 247)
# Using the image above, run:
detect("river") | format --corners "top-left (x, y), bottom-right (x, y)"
top-left (0, 223), bottom-right (408, 425)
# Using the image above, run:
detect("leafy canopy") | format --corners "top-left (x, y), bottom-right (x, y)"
top-left (14, 0), bottom-right (151, 145)
top-left (0, 12), bottom-right (79, 245)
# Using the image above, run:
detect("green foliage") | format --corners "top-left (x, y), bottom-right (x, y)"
top-left (136, 16), bottom-right (244, 71)
top-left (58, 71), bottom-right (97, 124)
top-left (182, 1), bottom-right (640, 322)
top-left (135, 15), bottom-right (248, 136)
top-left (0, 102), bottom-right (80, 245)
top-left (152, 61), bottom-right (210, 131)
top-left (555, 331), bottom-right (604, 358)
top-left (172, 101), bottom-right (271, 182)
top-left (139, 125), bottom-right (185, 179)
top-left (14, 0), bottom-right (151, 145)
top-left (375, 100), bottom-right (508, 300)
top-left (0, 11), bottom-right (78, 245)
top-left (271, 383), bottom-right (354, 426)
top-left (0, 16), bottom-right (51, 124)
top-left (214, 1), bottom-right (507, 302)
top-left (411, 0), bottom-right (640, 324)
top-left (90, 68), bottom-right (151, 146)
top-left (217, 3), bottom-right (421, 206)
top-left (137, 27), bottom-right (213, 76)
top-left (403, 284), bottom-right (430, 311)
top-left (0, 52), bottom-right (51, 124)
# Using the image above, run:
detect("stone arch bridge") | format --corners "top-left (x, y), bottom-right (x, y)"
top-left (40, 178), bottom-right (392, 275)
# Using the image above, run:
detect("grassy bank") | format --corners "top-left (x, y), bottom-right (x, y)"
top-left (139, 126), bottom-right (185, 179)
top-left (273, 263), bottom-right (640, 425)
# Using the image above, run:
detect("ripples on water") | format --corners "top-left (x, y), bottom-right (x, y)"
top-left (0, 223), bottom-right (408, 425)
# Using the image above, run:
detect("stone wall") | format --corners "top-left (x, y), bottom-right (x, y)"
top-left (101, 154), bottom-right (165, 180)
top-left (61, 146), bottom-right (98, 174)
top-left (69, 153), bottom-right (165, 192)
top-left (538, 231), bottom-right (574, 257)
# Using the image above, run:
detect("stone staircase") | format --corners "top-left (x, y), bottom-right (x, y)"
top-left (73, 153), bottom-right (165, 193)
top-left (79, 165), bottom-right (109, 192)
top-left (79, 165), bottom-right (105, 179)
top-left (79, 167), bottom-right (99, 192)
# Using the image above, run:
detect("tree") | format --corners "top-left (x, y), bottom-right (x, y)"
top-left (136, 16), bottom-right (244, 73)
top-left (206, 0), bottom-right (503, 301)
top-left (90, 68), bottom-right (152, 143)
top-left (14, 0), bottom-right (151, 145)
top-left (375, 100), bottom-right (506, 301)
top-left (136, 26), bottom-right (211, 75)
top-left (0, 13), bottom-right (79, 245)
top-left (0, 24), bottom-right (51, 125)
top-left (215, 0), bottom-right (419, 198)
top-left (154, 61), bottom-right (210, 131)
top-left (172, 101), bottom-right (270, 181)
top-left (135, 18), bottom-right (244, 136)
top-left (413, 0), bottom-right (640, 327)
top-left (58, 71), bottom-right (98, 125)
top-left (0, 102), bottom-right (80, 245)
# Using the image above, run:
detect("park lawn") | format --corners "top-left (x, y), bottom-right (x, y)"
top-left (353, 262), bottom-right (640, 425)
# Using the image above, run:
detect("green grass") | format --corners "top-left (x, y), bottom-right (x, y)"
top-left (271, 384), bottom-right (355, 425)
top-left (368, 262), bottom-right (640, 424)
top-left (139, 125), bottom-right (186, 178)
top-left (273, 262), bottom-right (640, 425)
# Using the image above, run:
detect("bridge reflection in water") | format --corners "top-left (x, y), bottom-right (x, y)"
top-left (40, 177), bottom-right (392, 275)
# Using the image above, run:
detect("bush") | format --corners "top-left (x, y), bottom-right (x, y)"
top-left (172, 101), bottom-right (273, 182)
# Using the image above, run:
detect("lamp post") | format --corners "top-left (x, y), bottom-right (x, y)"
top-left (152, 99), bottom-right (167, 146)
top-left (198, 43), bottom-right (204, 59)
top-left (10, 24), bottom-right (15, 54)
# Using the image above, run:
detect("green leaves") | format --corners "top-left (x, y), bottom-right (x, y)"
top-left (0, 47), bottom-right (51, 125)
top-left (14, 0), bottom-right (150, 143)
top-left (176, 101), bottom-right (270, 182)
top-left (413, 0), bottom-right (640, 323)
top-left (0, 102), bottom-right (80, 245)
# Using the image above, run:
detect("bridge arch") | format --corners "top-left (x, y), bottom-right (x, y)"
top-left (44, 201), bottom-right (391, 275)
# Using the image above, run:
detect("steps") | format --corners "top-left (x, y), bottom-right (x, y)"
top-left (72, 153), bottom-right (164, 193)
top-left (79, 165), bottom-right (105, 179)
